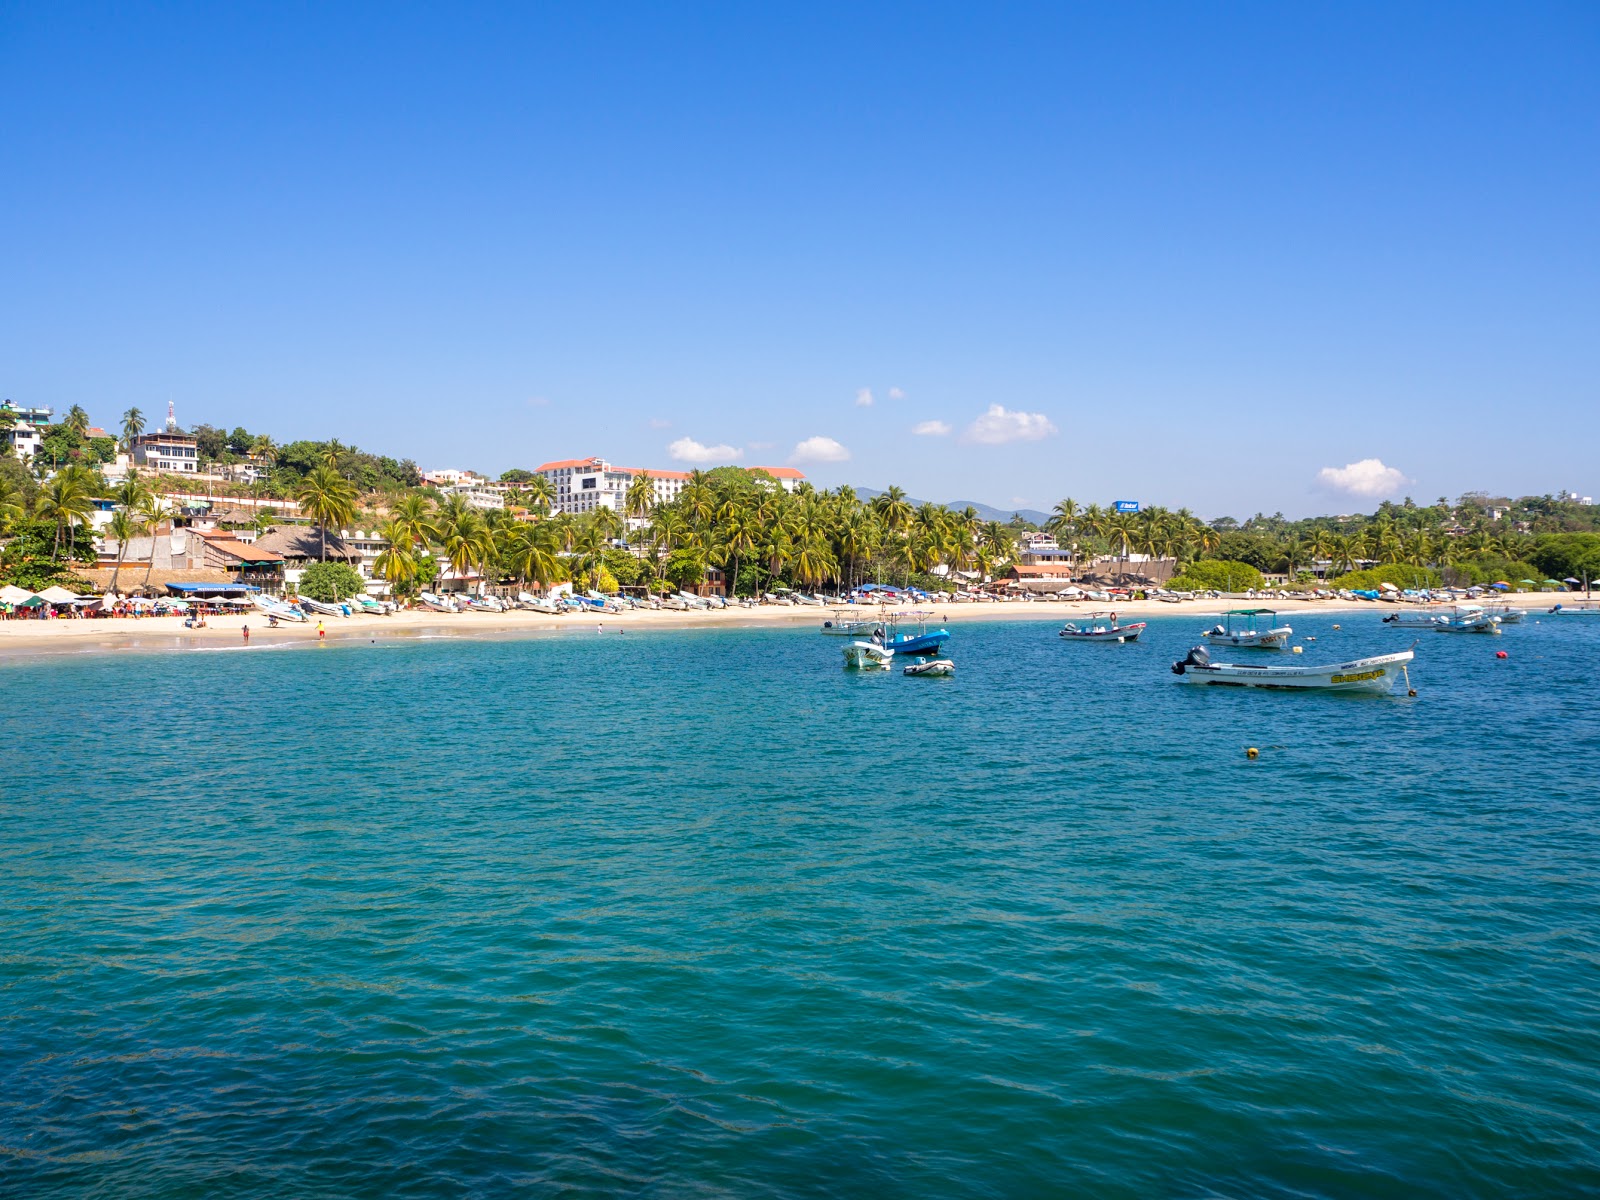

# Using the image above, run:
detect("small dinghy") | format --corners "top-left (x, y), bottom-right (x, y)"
top-left (903, 658), bottom-right (954, 677)
top-left (843, 640), bottom-right (895, 670)
top-left (1172, 644), bottom-right (1415, 693)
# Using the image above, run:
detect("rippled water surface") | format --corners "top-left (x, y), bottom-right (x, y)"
top-left (4, 613), bottom-right (1599, 1197)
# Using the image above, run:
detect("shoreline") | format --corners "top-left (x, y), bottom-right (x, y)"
top-left (0, 596), bottom-right (1393, 661)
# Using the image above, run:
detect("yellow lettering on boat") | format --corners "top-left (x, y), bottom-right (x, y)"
top-left (1330, 669), bottom-right (1384, 683)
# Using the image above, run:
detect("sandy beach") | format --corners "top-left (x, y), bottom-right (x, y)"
top-left (0, 595), bottom-right (1390, 659)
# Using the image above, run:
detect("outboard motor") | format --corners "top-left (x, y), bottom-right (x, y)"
top-left (1171, 645), bottom-right (1210, 675)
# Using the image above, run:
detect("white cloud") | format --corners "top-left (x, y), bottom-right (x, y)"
top-left (962, 404), bottom-right (1058, 445)
top-left (855, 387), bottom-right (874, 407)
top-left (889, 387), bottom-right (905, 400)
top-left (1316, 458), bottom-right (1410, 498)
top-left (790, 435), bottom-right (851, 464)
top-left (912, 419), bottom-right (952, 436)
top-left (647, 417), bottom-right (672, 430)
top-left (668, 436), bottom-right (744, 464)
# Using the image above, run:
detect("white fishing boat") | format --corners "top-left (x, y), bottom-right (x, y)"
top-left (1059, 612), bottom-right (1146, 642)
top-left (418, 592), bottom-right (459, 613)
top-left (1481, 603), bottom-right (1525, 624)
top-left (1382, 608), bottom-right (1449, 629)
top-left (253, 594), bottom-right (308, 622)
top-left (903, 658), bottom-right (954, 677)
top-left (1432, 610), bottom-right (1500, 634)
top-left (820, 609), bottom-right (885, 637)
top-left (518, 591), bottom-right (562, 614)
top-left (1172, 644), bottom-right (1415, 693)
top-left (1202, 608), bottom-right (1294, 649)
top-left (843, 640), bottom-right (894, 670)
top-left (298, 596), bottom-right (348, 616)
top-left (1549, 601), bottom-right (1600, 616)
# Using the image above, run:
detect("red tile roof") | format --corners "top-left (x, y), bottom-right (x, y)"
top-left (748, 466), bottom-right (806, 480)
top-left (535, 457), bottom-right (607, 472)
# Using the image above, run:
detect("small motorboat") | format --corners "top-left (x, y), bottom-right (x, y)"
top-left (298, 596), bottom-right (347, 617)
top-left (519, 591), bottom-right (562, 614)
top-left (903, 658), bottom-right (954, 677)
top-left (1382, 609), bottom-right (1448, 628)
top-left (843, 640), bottom-right (895, 670)
top-left (1549, 601), bottom-right (1600, 616)
top-left (821, 609), bottom-right (885, 638)
top-left (1202, 609), bottom-right (1293, 649)
top-left (1433, 611), bottom-right (1501, 634)
top-left (1172, 644), bottom-right (1415, 693)
top-left (1059, 613), bottom-right (1146, 642)
top-left (881, 611), bottom-right (951, 657)
top-left (418, 592), bottom-right (459, 613)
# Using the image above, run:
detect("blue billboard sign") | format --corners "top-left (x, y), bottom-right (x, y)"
top-left (1114, 500), bottom-right (1140, 513)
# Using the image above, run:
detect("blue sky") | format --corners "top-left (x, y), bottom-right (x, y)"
top-left (2, 2), bottom-right (1596, 517)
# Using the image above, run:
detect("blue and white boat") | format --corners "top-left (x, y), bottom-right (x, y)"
top-left (882, 610), bottom-right (951, 657)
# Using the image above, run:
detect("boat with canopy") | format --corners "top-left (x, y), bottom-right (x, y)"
top-left (1202, 609), bottom-right (1293, 649)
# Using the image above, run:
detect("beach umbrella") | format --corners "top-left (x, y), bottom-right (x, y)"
top-left (1564, 577), bottom-right (1582, 584)
top-left (1520, 579), bottom-right (1538, 585)
top-left (1490, 582), bottom-right (1509, 590)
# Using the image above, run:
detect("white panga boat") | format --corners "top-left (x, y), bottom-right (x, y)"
top-left (1382, 608), bottom-right (1449, 629)
top-left (1202, 608), bottom-right (1293, 648)
top-left (298, 596), bottom-right (348, 616)
top-left (1172, 644), bottom-right (1415, 693)
top-left (253, 594), bottom-right (308, 622)
top-left (843, 640), bottom-right (895, 670)
top-left (518, 591), bottom-right (562, 614)
top-left (820, 609), bottom-right (884, 637)
top-left (1059, 612), bottom-right (1146, 642)
top-left (1432, 610), bottom-right (1500, 634)
top-left (1481, 603), bottom-right (1525, 624)
top-left (418, 592), bottom-right (459, 613)
top-left (903, 658), bottom-right (955, 677)
top-left (1549, 601), bottom-right (1600, 616)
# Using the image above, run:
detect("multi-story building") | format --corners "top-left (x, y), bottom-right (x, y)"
top-left (2, 402), bottom-right (52, 463)
top-left (130, 407), bottom-right (200, 474)
top-left (532, 457), bottom-right (804, 515)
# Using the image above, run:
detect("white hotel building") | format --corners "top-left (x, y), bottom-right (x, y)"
top-left (533, 457), bottom-right (805, 517)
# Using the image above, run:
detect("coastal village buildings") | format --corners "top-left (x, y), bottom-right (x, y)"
top-left (130, 421), bottom-right (200, 473)
top-left (2, 403), bottom-right (52, 462)
top-left (530, 457), bottom-right (805, 518)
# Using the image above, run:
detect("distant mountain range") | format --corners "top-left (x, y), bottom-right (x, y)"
top-left (854, 487), bottom-right (1050, 526)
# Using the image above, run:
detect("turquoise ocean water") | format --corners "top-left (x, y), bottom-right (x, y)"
top-left (3, 612), bottom-right (1598, 1197)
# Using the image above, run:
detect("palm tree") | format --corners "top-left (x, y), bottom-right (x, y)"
top-left (63, 405), bottom-right (91, 436)
top-left (122, 407), bottom-right (146, 448)
top-left (524, 474), bottom-right (555, 516)
top-left (37, 464), bottom-right (95, 558)
top-left (136, 495), bottom-right (170, 589)
top-left (0, 472), bottom-right (23, 533)
top-left (504, 521), bottom-right (563, 589)
top-left (105, 508), bottom-right (149, 594)
top-left (374, 517), bottom-right (425, 594)
top-left (294, 464), bottom-right (357, 561)
top-left (1047, 497), bottom-right (1079, 540)
top-left (624, 472), bottom-right (656, 524)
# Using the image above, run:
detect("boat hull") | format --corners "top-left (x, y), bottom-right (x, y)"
top-left (843, 641), bottom-right (895, 670)
top-left (904, 659), bottom-right (955, 677)
top-left (1202, 628), bottom-right (1293, 648)
top-left (1060, 621), bottom-right (1145, 642)
top-left (886, 630), bottom-right (950, 656)
top-left (1175, 649), bottom-right (1414, 693)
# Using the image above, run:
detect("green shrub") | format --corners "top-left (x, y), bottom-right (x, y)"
top-left (1169, 560), bottom-right (1265, 592)
top-left (1330, 565), bottom-right (1441, 590)
top-left (298, 561), bottom-right (366, 602)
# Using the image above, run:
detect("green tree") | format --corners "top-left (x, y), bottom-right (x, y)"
top-left (294, 464), bottom-right (358, 561)
top-left (121, 407), bottom-right (146, 448)
top-left (298, 561), bottom-right (367, 602)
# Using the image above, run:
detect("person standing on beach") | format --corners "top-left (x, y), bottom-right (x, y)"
top-left (317, 621), bottom-right (325, 641)
top-left (242, 624), bottom-right (250, 643)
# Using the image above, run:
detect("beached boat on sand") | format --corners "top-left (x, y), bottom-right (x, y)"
top-left (418, 592), bottom-right (458, 613)
top-left (298, 596), bottom-right (348, 616)
top-left (843, 640), bottom-right (895, 670)
top-left (253, 594), bottom-right (308, 622)
top-left (1202, 609), bottom-right (1293, 649)
top-left (1059, 613), bottom-right (1146, 642)
top-left (1172, 644), bottom-right (1415, 693)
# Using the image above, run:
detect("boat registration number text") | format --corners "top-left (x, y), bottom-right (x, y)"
top-left (1331, 669), bottom-right (1385, 683)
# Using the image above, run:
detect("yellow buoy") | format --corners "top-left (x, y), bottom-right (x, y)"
top-left (1292, 645), bottom-right (1303, 654)
top-left (1246, 747), bottom-right (1259, 759)
top-left (1332, 624), bottom-right (1341, 630)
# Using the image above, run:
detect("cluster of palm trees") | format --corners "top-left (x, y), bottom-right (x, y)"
top-left (0, 463), bottom-right (172, 591)
top-left (1044, 500), bottom-right (1220, 566)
